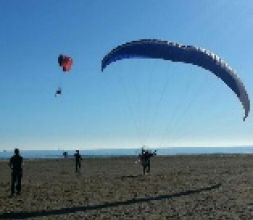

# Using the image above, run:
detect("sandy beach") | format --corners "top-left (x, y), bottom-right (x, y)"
top-left (0, 155), bottom-right (253, 219)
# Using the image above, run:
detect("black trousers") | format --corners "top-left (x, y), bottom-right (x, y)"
top-left (76, 161), bottom-right (81, 172)
top-left (142, 161), bottom-right (150, 175)
top-left (11, 171), bottom-right (22, 194)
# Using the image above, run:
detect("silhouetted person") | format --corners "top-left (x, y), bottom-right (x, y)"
top-left (139, 149), bottom-right (156, 175)
top-left (55, 87), bottom-right (62, 97)
top-left (74, 150), bottom-right (82, 173)
top-left (63, 151), bottom-right (68, 158)
top-left (9, 148), bottom-right (23, 196)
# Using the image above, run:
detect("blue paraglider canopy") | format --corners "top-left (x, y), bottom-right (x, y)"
top-left (101, 39), bottom-right (250, 121)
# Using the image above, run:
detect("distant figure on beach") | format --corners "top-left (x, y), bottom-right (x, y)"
top-left (63, 151), bottom-right (68, 158)
top-left (9, 148), bottom-right (23, 196)
top-left (138, 148), bottom-right (156, 175)
top-left (74, 150), bottom-right (82, 173)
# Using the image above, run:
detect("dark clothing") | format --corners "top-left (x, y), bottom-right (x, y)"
top-left (139, 150), bottom-right (156, 175)
top-left (11, 172), bottom-right (22, 195)
top-left (74, 153), bottom-right (82, 172)
top-left (10, 155), bottom-right (23, 172)
top-left (55, 88), bottom-right (62, 96)
top-left (9, 155), bottom-right (23, 195)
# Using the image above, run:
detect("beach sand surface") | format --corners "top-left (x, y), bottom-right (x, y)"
top-left (1, 155), bottom-right (253, 219)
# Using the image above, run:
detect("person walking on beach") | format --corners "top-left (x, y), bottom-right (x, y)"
top-left (74, 150), bottom-right (82, 173)
top-left (9, 148), bottom-right (23, 196)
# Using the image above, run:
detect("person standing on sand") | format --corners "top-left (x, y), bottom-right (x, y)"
top-left (139, 148), bottom-right (156, 175)
top-left (74, 150), bottom-right (82, 173)
top-left (9, 148), bottom-right (23, 196)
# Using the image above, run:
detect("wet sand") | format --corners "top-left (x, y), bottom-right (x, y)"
top-left (0, 155), bottom-right (253, 219)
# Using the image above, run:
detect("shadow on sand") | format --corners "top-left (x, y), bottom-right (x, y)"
top-left (120, 174), bottom-right (143, 180)
top-left (0, 183), bottom-right (221, 219)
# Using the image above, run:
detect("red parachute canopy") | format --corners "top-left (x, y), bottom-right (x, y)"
top-left (58, 54), bottom-right (73, 72)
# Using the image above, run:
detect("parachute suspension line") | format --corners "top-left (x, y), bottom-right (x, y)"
top-left (157, 69), bottom-right (207, 148)
top-left (54, 69), bottom-right (65, 97)
top-left (156, 71), bottom-right (192, 147)
top-left (175, 85), bottom-right (223, 145)
top-left (170, 72), bottom-right (235, 146)
top-left (57, 72), bottom-right (64, 88)
top-left (130, 69), bottom-right (146, 144)
top-left (135, 62), bottom-right (165, 146)
top-left (168, 73), bottom-right (210, 145)
top-left (140, 66), bottom-right (154, 145)
top-left (144, 65), bottom-right (175, 146)
top-left (170, 71), bottom-right (207, 141)
top-left (115, 72), bottom-right (144, 146)
top-left (190, 78), bottom-right (237, 124)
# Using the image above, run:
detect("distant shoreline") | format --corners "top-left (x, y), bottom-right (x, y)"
top-left (1, 147), bottom-right (253, 160)
top-left (1, 153), bottom-right (253, 161)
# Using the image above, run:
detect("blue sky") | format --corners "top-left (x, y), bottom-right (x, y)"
top-left (0, 1), bottom-right (253, 150)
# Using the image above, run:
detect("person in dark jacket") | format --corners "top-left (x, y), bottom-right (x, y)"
top-left (74, 150), bottom-right (82, 173)
top-left (9, 148), bottom-right (23, 196)
top-left (139, 148), bottom-right (156, 175)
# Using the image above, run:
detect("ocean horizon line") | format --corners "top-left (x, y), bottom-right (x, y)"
top-left (1, 146), bottom-right (253, 160)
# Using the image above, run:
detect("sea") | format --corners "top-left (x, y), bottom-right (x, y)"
top-left (0, 147), bottom-right (253, 160)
